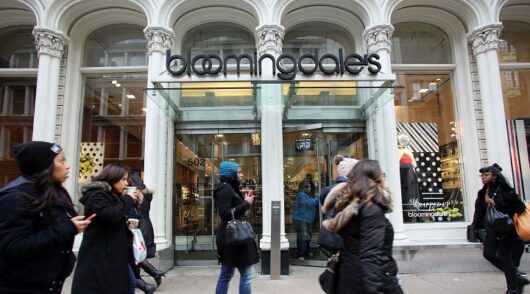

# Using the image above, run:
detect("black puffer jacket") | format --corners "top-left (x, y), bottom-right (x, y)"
top-left (472, 182), bottom-right (525, 231)
top-left (337, 202), bottom-right (402, 294)
top-left (0, 176), bottom-right (78, 293)
top-left (71, 181), bottom-right (135, 294)
top-left (214, 178), bottom-right (259, 268)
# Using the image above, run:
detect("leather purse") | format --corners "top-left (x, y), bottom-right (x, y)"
top-left (319, 252), bottom-right (340, 294)
top-left (514, 202), bottom-right (530, 241)
top-left (225, 208), bottom-right (256, 245)
top-left (484, 204), bottom-right (514, 236)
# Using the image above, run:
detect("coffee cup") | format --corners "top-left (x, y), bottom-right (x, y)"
top-left (126, 186), bottom-right (137, 195)
top-left (127, 218), bottom-right (139, 228)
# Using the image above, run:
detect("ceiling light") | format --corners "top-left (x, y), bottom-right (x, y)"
top-left (115, 83), bottom-right (121, 87)
top-left (142, 107), bottom-right (147, 112)
top-left (418, 88), bottom-right (429, 94)
top-left (112, 80), bottom-right (117, 84)
top-left (126, 94), bottom-right (136, 99)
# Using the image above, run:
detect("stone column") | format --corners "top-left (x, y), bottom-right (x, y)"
top-left (32, 27), bottom-right (67, 142)
top-left (144, 26), bottom-right (174, 250)
top-left (255, 24), bottom-right (289, 274)
top-left (363, 25), bottom-right (407, 240)
top-left (468, 24), bottom-right (511, 173)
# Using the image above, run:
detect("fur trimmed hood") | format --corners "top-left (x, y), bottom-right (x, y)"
top-left (79, 181), bottom-right (112, 205)
top-left (322, 182), bottom-right (362, 233)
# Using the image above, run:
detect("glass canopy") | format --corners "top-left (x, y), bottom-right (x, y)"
top-left (145, 81), bottom-right (397, 122)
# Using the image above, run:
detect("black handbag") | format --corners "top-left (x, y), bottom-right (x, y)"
top-left (484, 204), bottom-right (514, 236)
top-left (317, 226), bottom-right (344, 256)
top-left (319, 252), bottom-right (340, 294)
top-left (225, 208), bottom-right (256, 245)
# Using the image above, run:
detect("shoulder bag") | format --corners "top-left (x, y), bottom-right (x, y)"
top-left (225, 208), bottom-right (256, 245)
top-left (514, 202), bottom-right (530, 241)
top-left (484, 204), bottom-right (514, 236)
top-left (319, 252), bottom-right (340, 294)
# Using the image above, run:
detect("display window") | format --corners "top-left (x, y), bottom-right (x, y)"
top-left (79, 24), bottom-right (147, 183)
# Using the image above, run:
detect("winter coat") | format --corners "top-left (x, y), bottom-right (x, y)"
top-left (71, 181), bottom-right (135, 294)
top-left (293, 190), bottom-right (319, 224)
top-left (472, 182), bottom-right (525, 233)
top-left (322, 184), bottom-right (402, 294)
top-left (0, 177), bottom-right (78, 294)
top-left (214, 178), bottom-right (259, 268)
top-left (139, 190), bottom-right (156, 258)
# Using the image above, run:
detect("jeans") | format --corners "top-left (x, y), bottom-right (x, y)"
top-left (215, 264), bottom-right (254, 294)
top-left (483, 230), bottom-right (523, 290)
top-left (294, 220), bottom-right (312, 258)
top-left (128, 264), bottom-right (137, 294)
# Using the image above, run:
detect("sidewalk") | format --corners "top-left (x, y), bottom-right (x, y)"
top-left (63, 265), bottom-right (529, 294)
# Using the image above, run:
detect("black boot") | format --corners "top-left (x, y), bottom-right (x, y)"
top-left (517, 274), bottom-right (529, 293)
top-left (136, 278), bottom-right (156, 294)
top-left (140, 260), bottom-right (165, 287)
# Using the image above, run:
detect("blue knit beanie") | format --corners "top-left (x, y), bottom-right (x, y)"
top-left (219, 161), bottom-right (240, 181)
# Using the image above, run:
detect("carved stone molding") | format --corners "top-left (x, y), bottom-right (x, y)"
top-left (33, 27), bottom-right (68, 59)
top-left (363, 24), bottom-right (394, 53)
top-left (144, 26), bottom-right (174, 54)
top-left (468, 24), bottom-right (502, 55)
top-left (256, 25), bottom-right (285, 56)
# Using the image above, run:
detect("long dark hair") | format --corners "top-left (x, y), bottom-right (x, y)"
top-left (93, 163), bottom-right (129, 193)
top-left (19, 163), bottom-right (66, 213)
top-left (336, 159), bottom-right (392, 210)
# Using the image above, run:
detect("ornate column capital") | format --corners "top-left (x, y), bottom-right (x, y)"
top-left (467, 23), bottom-right (502, 55)
top-left (256, 24), bottom-right (285, 56)
top-left (33, 27), bottom-right (68, 59)
top-left (363, 24), bottom-right (394, 53)
top-left (144, 26), bottom-right (174, 54)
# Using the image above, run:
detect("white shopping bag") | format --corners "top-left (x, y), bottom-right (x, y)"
top-left (131, 228), bottom-right (147, 264)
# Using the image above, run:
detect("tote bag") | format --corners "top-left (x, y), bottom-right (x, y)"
top-left (132, 228), bottom-right (147, 264)
top-left (514, 202), bottom-right (530, 241)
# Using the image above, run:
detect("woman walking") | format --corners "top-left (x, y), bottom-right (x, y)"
top-left (71, 163), bottom-right (138, 294)
top-left (214, 161), bottom-right (259, 294)
top-left (471, 163), bottom-right (527, 294)
top-left (322, 159), bottom-right (403, 294)
top-left (0, 141), bottom-right (91, 293)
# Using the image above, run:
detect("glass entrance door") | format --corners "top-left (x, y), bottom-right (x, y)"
top-left (283, 126), bottom-right (366, 262)
top-left (174, 132), bottom-right (261, 264)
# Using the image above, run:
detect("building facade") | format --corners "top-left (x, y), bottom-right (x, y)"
top-left (1, 0), bottom-right (529, 269)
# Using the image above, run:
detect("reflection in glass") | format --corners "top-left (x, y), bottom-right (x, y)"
top-left (0, 26), bottom-right (37, 69)
top-left (392, 22), bottom-right (452, 64)
top-left (81, 75), bottom-right (147, 171)
top-left (0, 77), bottom-right (36, 186)
top-left (83, 24), bottom-right (147, 67)
top-left (499, 21), bottom-right (530, 63)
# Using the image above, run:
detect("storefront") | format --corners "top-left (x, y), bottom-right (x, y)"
top-left (0, 0), bottom-right (529, 272)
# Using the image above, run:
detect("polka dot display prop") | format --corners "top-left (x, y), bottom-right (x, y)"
top-left (79, 142), bottom-right (104, 183)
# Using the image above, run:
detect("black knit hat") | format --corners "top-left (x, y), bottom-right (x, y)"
top-left (14, 141), bottom-right (63, 176)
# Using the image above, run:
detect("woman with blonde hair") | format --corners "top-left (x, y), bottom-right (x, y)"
top-left (322, 159), bottom-right (403, 294)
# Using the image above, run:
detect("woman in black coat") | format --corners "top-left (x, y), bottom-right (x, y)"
top-left (214, 161), bottom-right (259, 294)
top-left (0, 141), bottom-right (90, 293)
top-left (471, 163), bottom-right (527, 294)
top-left (322, 159), bottom-right (403, 294)
top-left (71, 163), bottom-right (138, 294)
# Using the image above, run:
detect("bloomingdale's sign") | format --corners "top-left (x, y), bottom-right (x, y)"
top-left (166, 49), bottom-right (381, 80)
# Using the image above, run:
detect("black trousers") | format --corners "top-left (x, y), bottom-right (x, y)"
top-left (483, 230), bottom-right (524, 290)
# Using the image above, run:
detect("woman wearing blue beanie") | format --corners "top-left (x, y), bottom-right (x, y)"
top-left (214, 161), bottom-right (259, 294)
